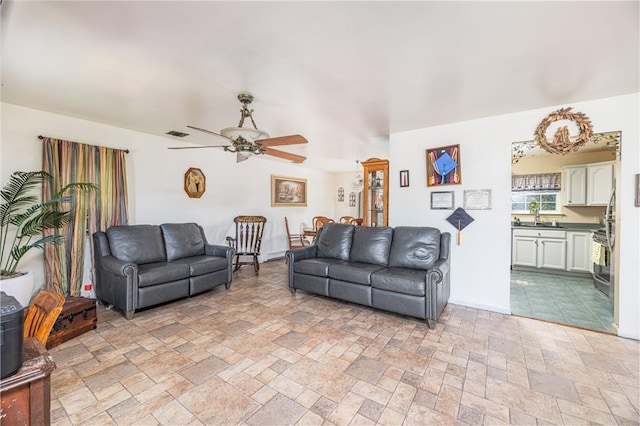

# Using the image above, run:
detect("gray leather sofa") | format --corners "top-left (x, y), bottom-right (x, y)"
top-left (93, 223), bottom-right (235, 319)
top-left (285, 223), bottom-right (450, 328)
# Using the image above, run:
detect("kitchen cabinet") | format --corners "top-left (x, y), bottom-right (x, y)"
top-left (563, 166), bottom-right (587, 205)
top-left (586, 162), bottom-right (614, 206)
top-left (512, 228), bottom-right (567, 271)
top-left (361, 158), bottom-right (388, 227)
top-left (562, 161), bottom-right (614, 206)
top-left (567, 231), bottom-right (592, 273)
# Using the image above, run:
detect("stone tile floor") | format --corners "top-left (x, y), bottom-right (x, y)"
top-left (510, 270), bottom-right (614, 333)
top-left (50, 260), bottom-right (639, 425)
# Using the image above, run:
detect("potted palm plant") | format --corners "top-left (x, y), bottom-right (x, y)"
top-left (0, 171), bottom-right (96, 307)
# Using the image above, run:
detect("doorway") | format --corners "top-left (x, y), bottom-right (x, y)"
top-left (509, 132), bottom-right (619, 333)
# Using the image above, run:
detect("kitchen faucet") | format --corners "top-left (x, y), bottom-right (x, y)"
top-left (534, 207), bottom-right (541, 225)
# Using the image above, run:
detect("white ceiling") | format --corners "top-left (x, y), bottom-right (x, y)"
top-left (1, 1), bottom-right (638, 171)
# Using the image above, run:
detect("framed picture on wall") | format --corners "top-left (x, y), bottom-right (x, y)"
top-left (426, 144), bottom-right (461, 186)
top-left (184, 167), bottom-right (206, 198)
top-left (464, 189), bottom-right (492, 210)
top-left (430, 191), bottom-right (454, 210)
top-left (271, 175), bottom-right (307, 207)
top-left (399, 170), bottom-right (409, 187)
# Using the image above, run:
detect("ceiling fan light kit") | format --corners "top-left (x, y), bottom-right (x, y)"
top-left (171, 92), bottom-right (308, 163)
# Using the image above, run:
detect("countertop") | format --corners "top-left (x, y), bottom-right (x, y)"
top-left (511, 222), bottom-right (602, 232)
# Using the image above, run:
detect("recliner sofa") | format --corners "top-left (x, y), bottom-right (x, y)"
top-left (285, 223), bottom-right (450, 328)
top-left (93, 223), bottom-right (235, 319)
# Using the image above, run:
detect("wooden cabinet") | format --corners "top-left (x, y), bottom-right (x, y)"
top-left (567, 231), bottom-right (592, 273)
top-left (0, 338), bottom-right (55, 425)
top-left (361, 158), bottom-right (388, 227)
top-left (512, 228), bottom-right (567, 271)
top-left (563, 161), bottom-right (614, 206)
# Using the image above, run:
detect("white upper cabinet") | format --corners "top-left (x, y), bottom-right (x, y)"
top-left (586, 162), bottom-right (614, 205)
top-left (562, 161), bottom-right (614, 206)
top-left (563, 166), bottom-right (587, 205)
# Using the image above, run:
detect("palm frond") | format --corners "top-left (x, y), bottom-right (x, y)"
top-left (1, 170), bottom-right (95, 276)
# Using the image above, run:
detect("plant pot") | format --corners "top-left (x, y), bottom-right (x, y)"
top-left (0, 271), bottom-right (38, 308)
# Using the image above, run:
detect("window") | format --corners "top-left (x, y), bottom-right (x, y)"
top-left (511, 190), bottom-right (561, 214)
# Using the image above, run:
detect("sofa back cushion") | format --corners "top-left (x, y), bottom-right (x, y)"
top-left (388, 227), bottom-right (441, 270)
top-left (316, 223), bottom-right (355, 261)
top-left (161, 223), bottom-right (206, 261)
top-left (350, 226), bottom-right (393, 266)
top-left (106, 225), bottom-right (166, 264)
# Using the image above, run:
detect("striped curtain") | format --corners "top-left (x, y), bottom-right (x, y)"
top-left (42, 137), bottom-right (128, 296)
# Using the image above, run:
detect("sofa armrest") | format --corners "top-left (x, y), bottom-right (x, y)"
top-left (425, 256), bottom-right (450, 325)
top-left (93, 253), bottom-right (139, 319)
top-left (285, 245), bottom-right (318, 263)
top-left (285, 246), bottom-right (318, 291)
top-left (205, 244), bottom-right (235, 284)
top-left (100, 255), bottom-right (138, 277)
top-left (205, 244), bottom-right (235, 259)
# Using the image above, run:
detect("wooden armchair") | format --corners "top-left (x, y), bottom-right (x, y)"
top-left (340, 216), bottom-right (364, 226)
top-left (285, 217), bottom-right (310, 250)
top-left (339, 215), bottom-right (355, 224)
top-left (226, 215), bottom-right (267, 275)
top-left (23, 290), bottom-right (65, 345)
top-left (312, 216), bottom-right (334, 233)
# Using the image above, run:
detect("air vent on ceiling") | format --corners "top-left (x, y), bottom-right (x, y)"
top-left (166, 130), bottom-right (189, 137)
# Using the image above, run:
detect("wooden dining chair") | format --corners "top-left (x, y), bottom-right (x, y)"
top-left (339, 215), bottom-right (355, 224)
top-left (23, 289), bottom-right (65, 345)
top-left (350, 218), bottom-right (364, 226)
top-left (285, 217), bottom-right (310, 250)
top-left (312, 216), bottom-right (334, 233)
top-left (226, 215), bottom-right (267, 275)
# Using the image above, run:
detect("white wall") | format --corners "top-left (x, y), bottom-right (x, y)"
top-left (1, 103), bottom-right (336, 285)
top-left (389, 93), bottom-right (639, 340)
top-left (3, 96), bottom-right (638, 339)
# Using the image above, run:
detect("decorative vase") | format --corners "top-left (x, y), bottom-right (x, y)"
top-left (0, 271), bottom-right (38, 308)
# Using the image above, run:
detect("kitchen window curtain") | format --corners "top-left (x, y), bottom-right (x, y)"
top-left (42, 137), bottom-right (128, 296)
top-left (511, 173), bottom-right (561, 191)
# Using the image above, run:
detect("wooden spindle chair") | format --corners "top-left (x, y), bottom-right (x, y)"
top-left (226, 215), bottom-right (267, 275)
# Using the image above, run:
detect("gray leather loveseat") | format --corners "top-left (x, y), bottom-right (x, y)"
top-left (286, 223), bottom-right (450, 328)
top-left (93, 223), bottom-right (235, 319)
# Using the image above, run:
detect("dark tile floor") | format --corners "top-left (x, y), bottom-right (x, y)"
top-left (510, 270), bottom-right (615, 333)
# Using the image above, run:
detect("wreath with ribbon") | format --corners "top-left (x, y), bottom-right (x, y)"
top-left (535, 107), bottom-right (593, 155)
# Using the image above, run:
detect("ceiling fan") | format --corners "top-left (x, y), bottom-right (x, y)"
top-left (169, 92), bottom-right (307, 163)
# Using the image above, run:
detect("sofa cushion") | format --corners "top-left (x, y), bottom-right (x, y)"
top-left (388, 227), bottom-right (441, 270)
top-left (161, 223), bottom-right (205, 261)
top-left (349, 226), bottom-right (393, 266)
top-left (171, 255), bottom-right (228, 276)
top-left (315, 223), bottom-right (355, 261)
top-left (294, 258), bottom-right (344, 277)
top-left (137, 262), bottom-right (190, 287)
top-left (371, 267), bottom-right (428, 296)
top-left (107, 225), bottom-right (166, 264)
top-left (329, 262), bottom-right (385, 285)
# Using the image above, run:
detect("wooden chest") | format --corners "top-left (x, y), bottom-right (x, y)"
top-left (46, 297), bottom-right (97, 349)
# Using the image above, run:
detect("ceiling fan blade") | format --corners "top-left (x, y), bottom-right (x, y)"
top-left (237, 153), bottom-right (249, 163)
top-left (186, 125), bottom-right (232, 141)
top-left (263, 147), bottom-right (307, 163)
top-left (257, 134), bottom-right (308, 147)
top-left (168, 145), bottom-right (229, 150)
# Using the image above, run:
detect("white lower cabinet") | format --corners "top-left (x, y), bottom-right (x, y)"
top-left (512, 229), bottom-right (567, 271)
top-left (566, 231), bottom-right (592, 273)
